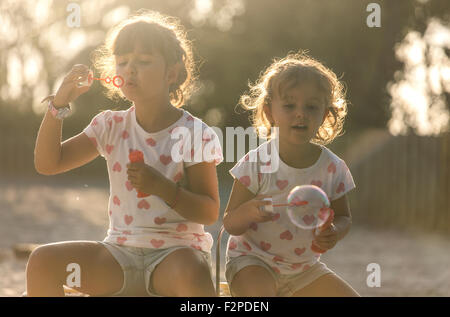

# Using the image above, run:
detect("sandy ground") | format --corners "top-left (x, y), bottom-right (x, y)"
top-left (1, 177), bottom-right (449, 297)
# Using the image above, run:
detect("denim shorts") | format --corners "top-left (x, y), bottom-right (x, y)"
top-left (99, 241), bottom-right (212, 296)
top-left (225, 255), bottom-right (335, 297)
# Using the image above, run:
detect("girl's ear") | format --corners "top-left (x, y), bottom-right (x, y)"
top-left (263, 104), bottom-right (274, 125)
top-left (166, 62), bottom-right (181, 86)
top-left (321, 107), bottom-right (330, 124)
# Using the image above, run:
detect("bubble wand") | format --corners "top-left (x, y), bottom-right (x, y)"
top-left (77, 70), bottom-right (124, 88)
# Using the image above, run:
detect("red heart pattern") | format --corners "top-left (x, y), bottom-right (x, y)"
top-left (137, 199), bottom-right (150, 209)
top-left (276, 180), bottom-right (288, 190)
top-left (151, 239), bottom-right (165, 248)
top-left (273, 256), bottom-right (283, 263)
top-left (302, 214), bottom-right (315, 226)
top-left (280, 230), bottom-right (293, 240)
top-left (239, 176), bottom-right (251, 187)
top-left (229, 240), bottom-right (237, 250)
top-left (106, 144), bottom-right (114, 155)
top-left (295, 247), bottom-right (306, 256)
top-left (113, 115), bottom-right (123, 123)
top-left (117, 237), bottom-right (127, 245)
top-left (242, 241), bottom-right (252, 251)
top-left (260, 241), bottom-right (271, 251)
top-left (113, 195), bottom-right (120, 206)
top-left (291, 263), bottom-right (304, 270)
top-left (336, 182), bottom-right (345, 194)
top-left (122, 130), bottom-right (129, 139)
top-left (176, 223), bottom-right (188, 232)
top-left (112, 162), bottom-right (121, 172)
top-left (154, 217), bottom-right (166, 225)
top-left (160, 155), bottom-right (172, 165)
top-left (146, 138), bottom-right (156, 146)
top-left (124, 215), bottom-right (133, 225)
top-left (125, 181), bottom-right (133, 191)
top-left (328, 162), bottom-right (336, 174)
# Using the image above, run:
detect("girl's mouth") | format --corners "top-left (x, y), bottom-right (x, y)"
top-left (291, 124), bottom-right (308, 131)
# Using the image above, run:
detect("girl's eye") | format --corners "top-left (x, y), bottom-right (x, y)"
top-left (306, 104), bottom-right (317, 110)
top-left (118, 62), bottom-right (127, 67)
top-left (284, 104), bottom-right (295, 109)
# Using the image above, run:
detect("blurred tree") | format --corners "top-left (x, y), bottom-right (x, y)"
top-left (1, 0), bottom-right (448, 178)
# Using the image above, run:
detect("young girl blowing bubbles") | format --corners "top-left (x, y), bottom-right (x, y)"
top-left (223, 52), bottom-right (359, 297)
top-left (29, 10), bottom-right (223, 297)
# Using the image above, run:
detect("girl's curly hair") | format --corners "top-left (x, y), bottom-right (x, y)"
top-left (239, 51), bottom-right (348, 145)
top-left (92, 9), bottom-right (197, 107)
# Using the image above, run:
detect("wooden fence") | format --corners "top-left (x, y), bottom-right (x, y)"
top-left (347, 132), bottom-right (450, 234)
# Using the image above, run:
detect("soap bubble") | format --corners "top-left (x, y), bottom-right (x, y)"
top-left (286, 185), bottom-right (331, 230)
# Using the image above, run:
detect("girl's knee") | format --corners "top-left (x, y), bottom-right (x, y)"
top-left (26, 245), bottom-right (63, 282)
top-left (231, 266), bottom-right (277, 297)
top-left (27, 245), bottom-right (54, 272)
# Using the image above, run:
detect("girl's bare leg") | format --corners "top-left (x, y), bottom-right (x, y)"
top-left (26, 241), bottom-right (123, 296)
top-left (292, 273), bottom-right (360, 297)
top-left (229, 265), bottom-right (277, 297)
top-left (150, 248), bottom-right (216, 297)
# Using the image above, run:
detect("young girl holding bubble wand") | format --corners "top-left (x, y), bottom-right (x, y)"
top-left (223, 51), bottom-right (359, 297)
top-left (29, 10), bottom-right (223, 297)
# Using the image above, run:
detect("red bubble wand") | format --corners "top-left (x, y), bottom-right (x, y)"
top-left (78, 71), bottom-right (124, 88)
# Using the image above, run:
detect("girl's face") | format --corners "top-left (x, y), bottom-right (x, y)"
top-left (115, 45), bottom-right (177, 103)
top-left (265, 82), bottom-right (328, 146)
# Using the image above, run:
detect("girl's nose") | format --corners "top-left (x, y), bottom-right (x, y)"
top-left (295, 107), bottom-right (305, 119)
top-left (125, 61), bottom-right (137, 75)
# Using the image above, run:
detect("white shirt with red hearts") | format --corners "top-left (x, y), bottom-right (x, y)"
top-left (226, 140), bottom-right (355, 275)
top-left (83, 105), bottom-right (223, 252)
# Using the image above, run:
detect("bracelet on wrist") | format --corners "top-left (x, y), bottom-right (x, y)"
top-left (47, 98), bottom-right (71, 120)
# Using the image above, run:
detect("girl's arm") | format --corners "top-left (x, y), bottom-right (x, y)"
top-left (223, 179), bottom-right (273, 236)
top-left (330, 194), bottom-right (352, 241)
top-left (312, 194), bottom-right (352, 251)
top-left (129, 161), bottom-right (221, 226)
top-left (35, 64), bottom-right (97, 175)
top-left (34, 110), bottom-right (99, 175)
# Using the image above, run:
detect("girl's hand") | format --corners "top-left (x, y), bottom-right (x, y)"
top-left (238, 195), bottom-right (275, 224)
top-left (312, 222), bottom-right (339, 251)
top-left (53, 64), bottom-right (92, 108)
top-left (126, 162), bottom-right (164, 196)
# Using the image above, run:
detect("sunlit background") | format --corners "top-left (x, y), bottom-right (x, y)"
top-left (0, 0), bottom-right (449, 296)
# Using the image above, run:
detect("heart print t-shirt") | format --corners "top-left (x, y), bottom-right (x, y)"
top-left (83, 105), bottom-right (223, 252)
top-left (226, 140), bottom-right (355, 274)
